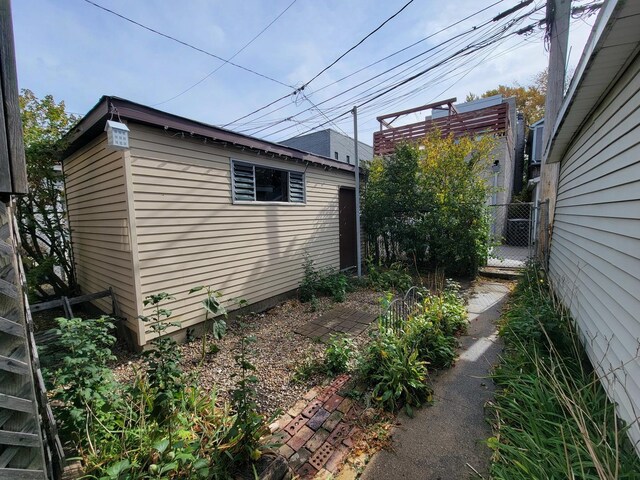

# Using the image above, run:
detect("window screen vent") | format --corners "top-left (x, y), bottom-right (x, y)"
top-left (289, 171), bottom-right (305, 203)
top-left (232, 162), bottom-right (255, 201)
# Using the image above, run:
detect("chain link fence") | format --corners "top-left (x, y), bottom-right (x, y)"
top-left (487, 202), bottom-right (534, 268)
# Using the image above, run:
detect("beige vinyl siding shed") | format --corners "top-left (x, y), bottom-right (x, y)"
top-left (544, 0), bottom-right (640, 452)
top-left (63, 98), bottom-right (356, 347)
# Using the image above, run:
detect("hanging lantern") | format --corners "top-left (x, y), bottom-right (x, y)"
top-left (105, 120), bottom-right (130, 149)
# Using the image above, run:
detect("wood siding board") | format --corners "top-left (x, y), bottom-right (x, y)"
top-left (551, 229), bottom-right (640, 337)
top-left (560, 59), bottom-right (640, 177)
top-left (554, 212), bottom-right (640, 238)
top-left (549, 246), bottom-right (638, 355)
top-left (64, 136), bottom-right (139, 337)
top-left (138, 237), bottom-right (341, 269)
top-left (140, 248), bottom-right (338, 283)
top-left (129, 124), bottom-right (354, 344)
top-left (137, 230), bottom-right (339, 256)
top-left (549, 53), bottom-right (640, 452)
top-left (559, 151), bottom-right (640, 197)
top-left (553, 199), bottom-right (640, 219)
top-left (140, 251), bottom-right (340, 296)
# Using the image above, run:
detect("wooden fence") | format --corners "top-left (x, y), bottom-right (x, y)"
top-left (373, 103), bottom-right (509, 156)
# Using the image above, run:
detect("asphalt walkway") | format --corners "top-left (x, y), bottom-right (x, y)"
top-left (361, 281), bottom-right (511, 480)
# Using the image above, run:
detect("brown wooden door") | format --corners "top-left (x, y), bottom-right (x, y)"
top-left (339, 188), bottom-right (356, 270)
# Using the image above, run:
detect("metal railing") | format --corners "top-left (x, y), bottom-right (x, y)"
top-left (378, 286), bottom-right (424, 334)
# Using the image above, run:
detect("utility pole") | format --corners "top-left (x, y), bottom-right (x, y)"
top-left (352, 105), bottom-right (362, 277)
top-left (539, 0), bottom-right (571, 232)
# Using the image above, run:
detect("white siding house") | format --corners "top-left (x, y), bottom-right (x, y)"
top-left (63, 97), bottom-right (357, 347)
top-left (544, 0), bottom-right (640, 451)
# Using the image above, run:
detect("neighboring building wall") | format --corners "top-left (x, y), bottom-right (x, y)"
top-left (128, 124), bottom-right (355, 345)
top-left (279, 130), bottom-right (331, 158)
top-left (63, 134), bottom-right (142, 342)
top-left (548, 54), bottom-right (640, 449)
top-left (281, 129), bottom-right (373, 165)
top-left (328, 130), bottom-right (373, 164)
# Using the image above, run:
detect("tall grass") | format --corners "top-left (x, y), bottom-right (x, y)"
top-left (487, 266), bottom-right (640, 479)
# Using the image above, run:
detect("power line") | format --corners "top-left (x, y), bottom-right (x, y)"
top-left (152, 0), bottom-right (299, 106)
top-left (278, 18), bottom-right (542, 140)
top-left (247, 1), bottom-right (541, 138)
top-left (82, 0), bottom-right (293, 89)
top-left (243, 12), bottom-right (505, 135)
top-left (232, 0), bottom-right (506, 131)
top-left (223, 0), bottom-right (417, 127)
top-left (298, 0), bottom-right (415, 92)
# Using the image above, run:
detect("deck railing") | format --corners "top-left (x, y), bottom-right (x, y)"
top-left (373, 103), bottom-right (509, 156)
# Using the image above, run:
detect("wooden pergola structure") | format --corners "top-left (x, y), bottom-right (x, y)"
top-left (373, 97), bottom-right (510, 156)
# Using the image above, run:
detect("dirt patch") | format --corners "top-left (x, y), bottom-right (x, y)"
top-left (113, 288), bottom-right (382, 417)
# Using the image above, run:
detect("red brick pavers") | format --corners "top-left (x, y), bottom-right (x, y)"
top-left (268, 374), bottom-right (360, 476)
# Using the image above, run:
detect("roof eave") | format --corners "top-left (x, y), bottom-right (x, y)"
top-left (545, 0), bottom-right (640, 164)
top-left (63, 96), bottom-right (355, 173)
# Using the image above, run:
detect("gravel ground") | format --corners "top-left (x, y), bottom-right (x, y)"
top-left (112, 288), bottom-right (382, 417)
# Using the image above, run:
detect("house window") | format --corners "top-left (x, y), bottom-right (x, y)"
top-left (232, 160), bottom-right (305, 203)
top-left (334, 151), bottom-right (339, 160)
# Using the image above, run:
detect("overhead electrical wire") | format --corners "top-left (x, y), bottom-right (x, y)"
top-left (273, 14), bottom-right (546, 140)
top-left (296, 0), bottom-right (415, 92)
top-left (82, 0), bottom-right (293, 88)
top-left (222, 0), bottom-right (420, 127)
top-left (244, 0), bottom-right (544, 139)
top-left (241, 9), bottom-right (513, 135)
top-left (229, 0), bottom-right (506, 130)
top-left (152, 0), bottom-right (299, 106)
top-left (230, 0), bottom-right (504, 131)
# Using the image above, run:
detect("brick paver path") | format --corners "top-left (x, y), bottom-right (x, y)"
top-left (295, 306), bottom-right (377, 341)
top-left (267, 375), bottom-right (362, 478)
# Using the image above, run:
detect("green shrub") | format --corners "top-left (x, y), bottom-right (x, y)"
top-left (140, 292), bottom-right (183, 422)
top-left (300, 255), bottom-right (349, 303)
top-left (325, 334), bottom-right (355, 375)
top-left (488, 265), bottom-right (640, 479)
top-left (359, 330), bottom-right (430, 415)
top-left (362, 134), bottom-right (495, 276)
top-left (41, 288), bottom-right (272, 479)
top-left (229, 335), bottom-right (272, 463)
top-left (40, 316), bottom-right (121, 445)
top-left (405, 314), bottom-right (458, 369)
top-left (365, 259), bottom-right (413, 292)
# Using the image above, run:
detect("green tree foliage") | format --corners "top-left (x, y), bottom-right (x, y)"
top-left (18, 89), bottom-right (79, 300)
top-left (466, 69), bottom-right (547, 125)
top-left (363, 132), bottom-right (496, 276)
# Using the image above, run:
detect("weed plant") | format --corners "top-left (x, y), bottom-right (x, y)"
top-left (365, 259), bottom-right (413, 292)
top-left (358, 281), bottom-right (467, 414)
top-left (488, 266), bottom-right (640, 479)
top-left (300, 255), bottom-right (349, 303)
top-left (41, 290), bottom-right (272, 479)
top-left (325, 334), bottom-right (355, 375)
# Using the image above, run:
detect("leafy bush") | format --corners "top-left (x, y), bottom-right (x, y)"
top-left (359, 329), bottom-right (430, 415)
top-left (40, 316), bottom-right (121, 444)
top-left (41, 288), bottom-right (272, 479)
top-left (488, 265), bottom-right (640, 479)
top-left (405, 314), bottom-right (458, 369)
top-left (325, 334), bottom-right (355, 375)
top-left (365, 259), bottom-right (413, 292)
top-left (300, 255), bottom-right (349, 303)
top-left (363, 133), bottom-right (495, 276)
top-left (140, 292), bottom-right (183, 422)
top-left (229, 335), bottom-right (272, 463)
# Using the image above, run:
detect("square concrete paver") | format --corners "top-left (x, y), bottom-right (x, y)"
top-left (295, 306), bottom-right (377, 341)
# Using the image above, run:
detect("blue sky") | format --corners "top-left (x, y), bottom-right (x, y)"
top-left (13, 0), bottom-right (595, 145)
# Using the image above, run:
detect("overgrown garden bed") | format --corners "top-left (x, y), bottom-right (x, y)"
top-left (487, 266), bottom-right (640, 479)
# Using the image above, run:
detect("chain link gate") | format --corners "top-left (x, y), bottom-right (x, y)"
top-left (486, 202), bottom-right (537, 269)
